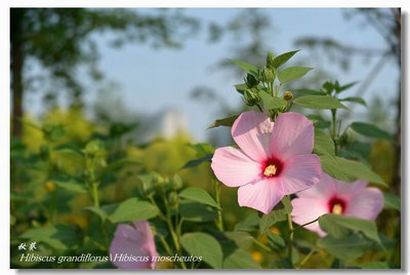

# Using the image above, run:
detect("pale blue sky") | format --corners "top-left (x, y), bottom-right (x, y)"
top-left (27, 8), bottom-right (398, 141)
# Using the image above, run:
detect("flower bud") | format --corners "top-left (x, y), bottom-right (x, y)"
top-left (260, 68), bottom-right (275, 83)
top-left (243, 89), bottom-right (260, 106)
top-left (168, 192), bottom-right (179, 209)
top-left (283, 91), bottom-right (294, 101)
top-left (266, 52), bottom-right (275, 69)
top-left (245, 73), bottom-right (259, 88)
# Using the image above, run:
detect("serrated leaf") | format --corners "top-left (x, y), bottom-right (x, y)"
top-left (294, 95), bottom-right (346, 109)
top-left (313, 128), bottom-right (335, 156)
top-left (231, 60), bottom-right (258, 75)
top-left (259, 91), bottom-right (287, 110)
top-left (181, 233), bottom-right (223, 268)
top-left (208, 115), bottom-right (238, 129)
top-left (383, 192), bottom-right (400, 211)
top-left (108, 198), bottom-right (159, 223)
top-left (350, 122), bottom-right (391, 140)
top-left (270, 50), bottom-right (299, 68)
top-left (179, 187), bottom-right (220, 208)
top-left (319, 155), bottom-right (387, 187)
top-left (340, 96), bottom-right (367, 106)
top-left (278, 66), bottom-right (312, 83)
top-left (319, 214), bottom-right (381, 244)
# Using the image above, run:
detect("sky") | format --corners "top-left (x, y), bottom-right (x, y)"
top-left (26, 8), bottom-right (399, 141)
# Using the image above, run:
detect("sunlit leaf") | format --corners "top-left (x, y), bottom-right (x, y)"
top-left (108, 198), bottom-right (159, 223)
top-left (294, 95), bottom-right (346, 109)
top-left (208, 115), bottom-right (238, 129)
top-left (278, 66), bottom-right (312, 83)
top-left (179, 187), bottom-right (219, 208)
top-left (181, 232), bottom-right (223, 268)
top-left (270, 50), bottom-right (299, 68)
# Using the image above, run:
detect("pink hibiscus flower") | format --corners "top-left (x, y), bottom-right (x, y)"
top-left (291, 173), bottom-right (384, 236)
top-left (211, 111), bottom-right (322, 214)
top-left (110, 220), bottom-right (157, 269)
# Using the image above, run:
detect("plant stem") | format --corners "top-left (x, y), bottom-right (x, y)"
top-left (331, 109), bottom-right (337, 139)
top-left (91, 181), bottom-right (100, 208)
top-left (296, 249), bottom-right (315, 269)
top-left (286, 195), bottom-right (294, 266)
top-left (213, 178), bottom-right (224, 231)
top-left (293, 217), bottom-right (319, 232)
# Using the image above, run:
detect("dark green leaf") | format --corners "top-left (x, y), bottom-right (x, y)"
top-left (224, 231), bottom-right (254, 250)
top-left (234, 212), bottom-right (260, 232)
top-left (179, 187), bottom-right (220, 208)
top-left (181, 154), bottom-right (212, 169)
top-left (350, 122), bottom-right (391, 140)
top-left (259, 209), bottom-right (287, 233)
top-left (208, 115), bottom-right (238, 129)
top-left (179, 201), bottom-right (216, 222)
top-left (294, 95), bottom-right (346, 109)
top-left (231, 60), bottom-right (258, 75)
top-left (317, 234), bottom-right (373, 261)
top-left (108, 198), bottom-right (159, 223)
top-left (270, 50), bottom-right (299, 68)
top-left (307, 114), bottom-right (331, 129)
top-left (223, 249), bottom-right (260, 269)
top-left (358, 261), bottom-right (390, 269)
top-left (83, 206), bottom-right (108, 221)
top-left (313, 129), bottom-right (335, 156)
top-left (259, 91), bottom-right (287, 110)
top-left (278, 66), bottom-right (312, 83)
top-left (181, 233), bottom-right (223, 268)
top-left (267, 232), bottom-right (286, 250)
top-left (319, 214), bottom-right (381, 244)
top-left (293, 89), bottom-right (325, 97)
top-left (340, 96), bottom-right (367, 106)
top-left (336, 81), bottom-right (359, 93)
top-left (383, 192), bottom-right (400, 211)
top-left (319, 155), bottom-right (387, 187)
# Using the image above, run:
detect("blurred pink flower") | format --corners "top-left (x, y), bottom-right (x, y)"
top-left (291, 173), bottom-right (384, 236)
top-left (211, 111), bottom-right (321, 214)
top-left (110, 220), bottom-right (157, 269)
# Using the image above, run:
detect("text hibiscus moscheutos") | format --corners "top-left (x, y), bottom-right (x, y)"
top-left (211, 111), bottom-right (322, 214)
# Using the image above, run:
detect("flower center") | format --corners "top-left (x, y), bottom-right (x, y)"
top-left (262, 158), bottom-right (283, 178)
top-left (328, 197), bottom-right (346, 215)
top-left (264, 165), bottom-right (277, 177)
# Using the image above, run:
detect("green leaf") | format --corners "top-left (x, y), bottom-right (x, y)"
top-left (179, 187), bottom-right (220, 209)
top-left (108, 198), bottom-right (159, 223)
top-left (317, 234), bottom-right (373, 261)
top-left (319, 155), bottom-right (387, 187)
top-left (278, 66), bottom-right (312, 83)
top-left (267, 232), bottom-right (286, 250)
top-left (20, 224), bottom-right (81, 251)
top-left (336, 81), bottom-right (358, 93)
top-left (293, 89), bottom-right (325, 97)
top-left (54, 180), bottom-right (87, 194)
top-left (307, 114), bottom-right (331, 129)
top-left (340, 96), bottom-right (367, 106)
top-left (179, 201), bottom-right (216, 222)
top-left (231, 60), bottom-right (258, 75)
top-left (294, 95), bottom-right (346, 109)
top-left (358, 261), bottom-right (390, 269)
top-left (224, 231), bottom-right (255, 250)
top-left (234, 83), bottom-right (247, 94)
top-left (181, 154), bottom-right (212, 169)
top-left (259, 91), bottom-right (287, 110)
top-left (259, 209), bottom-right (287, 233)
top-left (350, 122), bottom-right (391, 140)
top-left (270, 50), bottom-right (299, 68)
top-left (223, 249), bottom-right (260, 269)
top-left (208, 115), bottom-right (238, 129)
top-left (383, 192), bottom-right (400, 211)
top-left (181, 233), bottom-right (223, 268)
top-left (319, 214), bottom-right (381, 244)
top-left (83, 206), bottom-right (108, 221)
top-left (314, 128), bottom-right (335, 156)
top-left (234, 212), bottom-right (260, 232)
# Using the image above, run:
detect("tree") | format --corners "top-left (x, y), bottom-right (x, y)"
top-left (10, 8), bottom-right (199, 137)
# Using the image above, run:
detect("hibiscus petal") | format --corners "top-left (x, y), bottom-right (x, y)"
top-left (110, 221), bottom-right (157, 269)
top-left (297, 173), bottom-right (337, 199)
top-left (291, 197), bottom-right (328, 237)
top-left (211, 146), bottom-right (262, 187)
top-left (345, 187), bottom-right (384, 220)
top-left (237, 179), bottom-right (283, 214)
top-left (231, 111), bottom-right (274, 162)
top-left (280, 154), bottom-right (322, 195)
top-left (270, 112), bottom-right (314, 160)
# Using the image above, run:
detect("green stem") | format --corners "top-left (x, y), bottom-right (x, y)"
top-left (293, 217), bottom-right (319, 232)
top-left (296, 249), bottom-right (315, 269)
top-left (331, 109), bottom-right (337, 139)
top-left (159, 235), bottom-right (173, 256)
top-left (213, 179), bottom-right (224, 231)
top-left (91, 182), bottom-right (100, 208)
top-left (253, 239), bottom-right (272, 252)
top-left (286, 195), bottom-right (294, 267)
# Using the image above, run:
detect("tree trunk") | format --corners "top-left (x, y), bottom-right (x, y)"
top-left (11, 9), bottom-right (25, 138)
